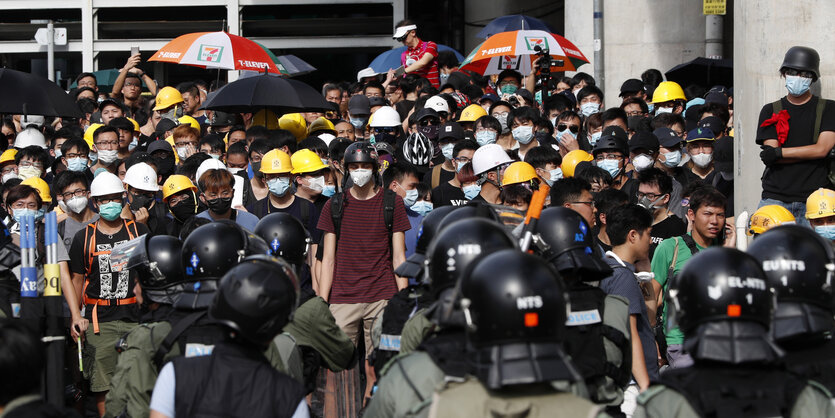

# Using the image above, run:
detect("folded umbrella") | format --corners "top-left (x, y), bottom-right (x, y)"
top-left (201, 74), bottom-right (332, 114)
top-left (0, 68), bottom-right (82, 118)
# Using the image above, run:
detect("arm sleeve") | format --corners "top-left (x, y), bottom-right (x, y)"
top-left (392, 194), bottom-right (411, 233)
top-left (68, 229), bottom-right (86, 275)
top-left (755, 102), bottom-right (778, 145)
top-left (316, 198), bottom-right (334, 233)
top-left (56, 233), bottom-right (71, 262)
top-left (650, 238), bottom-right (675, 288)
top-left (820, 99), bottom-right (835, 133)
top-left (423, 42), bottom-right (438, 59)
top-left (149, 362), bottom-right (176, 417)
top-left (307, 201), bottom-right (322, 242)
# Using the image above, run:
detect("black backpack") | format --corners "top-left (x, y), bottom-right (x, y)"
top-left (330, 189), bottom-right (396, 247)
top-left (370, 286), bottom-right (434, 375)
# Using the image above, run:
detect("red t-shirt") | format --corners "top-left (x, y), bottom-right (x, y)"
top-left (403, 40), bottom-right (440, 88)
top-left (317, 188), bottom-right (411, 304)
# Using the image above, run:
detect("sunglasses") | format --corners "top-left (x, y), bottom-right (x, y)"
top-left (557, 124), bottom-right (580, 134)
top-left (419, 119), bottom-right (440, 127)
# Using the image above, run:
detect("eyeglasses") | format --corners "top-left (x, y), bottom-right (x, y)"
top-left (595, 153), bottom-right (623, 161)
top-left (95, 140), bottom-right (119, 147)
top-left (557, 124), bottom-right (580, 134)
top-left (784, 68), bottom-right (815, 78)
top-left (570, 200), bottom-right (595, 207)
top-left (636, 191), bottom-right (665, 200)
top-left (61, 188), bottom-right (88, 200)
top-left (454, 156), bottom-right (471, 164)
top-left (11, 201), bottom-right (39, 210)
top-left (19, 161), bottom-right (44, 169)
top-left (168, 193), bottom-right (192, 206)
top-left (175, 141), bottom-right (196, 148)
top-left (492, 112), bottom-right (509, 118)
top-left (373, 127), bottom-right (396, 134)
top-left (131, 190), bottom-right (156, 199)
top-left (625, 110), bottom-right (645, 117)
top-left (0, 166), bottom-right (14, 175)
top-left (124, 81), bottom-right (141, 88)
top-left (419, 119), bottom-right (440, 127)
top-left (96, 196), bottom-right (123, 205)
top-left (65, 152), bottom-right (87, 159)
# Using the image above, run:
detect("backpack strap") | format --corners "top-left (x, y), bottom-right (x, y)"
top-left (383, 189), bottom-right (395, 240)
top-left (600, 324), bottom-right (633, 387)
top-left (431, 165), bottom-right (442, 189)
top-left (813, 96), bottom-right (826, 144)
top-left (771, 99), bottom-right (783, 115)
top-left (679, 234), bottom-right (700, 256)
top-left (153, 310), bottom-right (207, 369)
top-left (330, 192), bottom-right (345, 244)
top-left (667, 237), bottom-right (681, 284)
top-left (300, 198), bottom-right (310, 228)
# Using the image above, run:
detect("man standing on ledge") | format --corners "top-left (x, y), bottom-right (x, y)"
top-left (394, 20), bottom-right (440, 88)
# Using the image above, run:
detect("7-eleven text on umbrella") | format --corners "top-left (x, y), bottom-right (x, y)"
top-left (482, 46), bottom-right (512, 56)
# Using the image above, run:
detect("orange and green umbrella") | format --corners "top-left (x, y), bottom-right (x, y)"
top-left (460, 30), bottom-right (589, 75)
top-left (149, 31), bottom-right (283, 74)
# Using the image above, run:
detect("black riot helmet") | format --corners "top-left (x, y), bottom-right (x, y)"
top-left (668, 247), bottom-right (774, 335)
top-left (747, 225), bottom-right (835, 341)
top-left (394, 205), bottom-right (457, 278)
top-left (253, 212), bottom-right (310, 265)
top-left (343, 141), bottom-right (379, 166)
top-left (537, 207), bottom-right (613, 282)
top-left (108, 234), bottom-right (185, 305)
top-left (426, 218), bottom-right (516, 297)
top-left (209, 255), bottom-right (299, 348)
top-left (436, 202), bottom-right (500, 232)
top-left (780, 46), bottom-right (820, 81)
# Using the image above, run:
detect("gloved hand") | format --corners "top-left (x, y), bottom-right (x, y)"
top-left (760, 146), bottom-right (782, 166)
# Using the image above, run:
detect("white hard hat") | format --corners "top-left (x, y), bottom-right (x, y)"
top-left (196, 158), bottom-right (227, 183)
top-left (20, 114), bottom-right (45, 128)
top-left (425, 95), bottom-right (450, 114)
top-left (123, 162), bottom-right (159, 192)
top-left (14, 127), bottom-right (47, 149)
top-left (90, 172), bottom-right (125, 197)
top-left (369, 106), bottom-right (401, 127)
top-left (357, 67), bottom-right (377, 82)
top-left (472, 144), bottom-right (513, 176)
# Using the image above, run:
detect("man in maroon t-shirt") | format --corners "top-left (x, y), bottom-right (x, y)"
top-left (394, 20), bottom-right (440, 88)
top-left (317, 141), bottom-right (409, 401)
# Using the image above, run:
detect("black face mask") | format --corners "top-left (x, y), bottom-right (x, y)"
top-left (129, 193), bottom-right (155, 211)
top-left (154, 155), bottom-right (175, 178)
top-left (205, 196), bottom-right (233, 214)
top-left (168, 196), bottom-right (197, 222)
top-left (419, 125), bottom-right (440, 141)
top-left (374, 132), bottom-right (397, 145)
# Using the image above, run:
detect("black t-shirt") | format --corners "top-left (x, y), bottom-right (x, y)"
top-left (246, 196), bottom-right (322, 243)
top-left (395, 100), bottom-right (415, 122)
top-left (649, 214), bottom-right (687, 259)
top-left (69, 221), bottom-right (150, 322)
top-left (431, 181), bottom-right (468, 207)
top-left (421, 165), bottom-right (455, 189)
top-left (756, 96), bottom-right (835, 202)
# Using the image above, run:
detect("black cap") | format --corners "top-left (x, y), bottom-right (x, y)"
top-left (713, 136), bottom-right (733, 173)
top-left (619, 79), bottom-right (644, 97)
top-left (348, 95), bottom-right (371, 115)
top-left (415, 107), bottom-right (440, 122)
top-left (99, 98), bottom-right (125, 112)
top-left (653, 127), bottom-right (681, 148)
top-left (155, 118), bottom-right (178, 134)
top-left (147, 139), bottom-right (174, 155)
top-left (704, 91), bottom-right (729, 106)
top-left (697, 116), bottom-right (725, 137)
top-left (516, 88), bottom-right (534, 104)
top-left (601, 126), bottom-right (628, 143)
top-left (439, 122), bottom-right (464, 142)
top-left (629, 131), bottom-right (660, 154)
top-left (210, 111), bottom-right (236, 127)
top-left (368, 96), bottom-right (388, 108)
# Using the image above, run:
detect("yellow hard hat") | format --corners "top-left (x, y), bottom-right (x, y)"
top-left (127, 117), bottom-right (140, 132)
top-left (153, 86), bottom-right (184, 111)
top-left (21, 177), bottom-right (51, 203)
top-left (260, 149), bottom-right (293, 174)
top-left (162, 174), bottom-right (197, 201)
top-left (806, 188), bottom-right (835, 220)
top-left (279, 113), bottom-right (307, 142)
top-left (748, 205), bottom-right (795, 236)
top-left (650, 81), bottom-right (686, 104)
top-left (502, 161), bottom-right (538, 186)
top-left (308, 117), bottom-right (336, 136)
top-left (0, 149), bottom-right (17, 164)
top-left (252, 109), bottom-right (280, 130)
top-left (561, 150), bottom-right (594, 178)
top-left (290, 149), bottom-right (328, 174)
top-left (178, 115), bottom-right (200, 130)
top-left (458, 104), bottom-right (488, 122)
top-left (84, 123), bottom-right (104, 148)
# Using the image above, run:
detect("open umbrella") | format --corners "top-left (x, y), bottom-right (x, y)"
top-left (460, 30), bottom-right (588, 75)
top-left (665, 57), bottom-right (733, 89)
top-left (0, 68), bottom-right (82, 118)
top-left (201, 74), bottom-right (331, 114)
top-left (476, 15), bottom-right (556, 39)
top-left (369, 45), bottom-right (465, 74)
top-left (242, 44), bottom-right (318, 78)
top-left (149, 32), bottom-right (282, 74)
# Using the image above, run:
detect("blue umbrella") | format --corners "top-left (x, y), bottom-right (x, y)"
top-left (368, 45), bottom-right (465, 74)
top-left (476, 14), bottom-right (555, 39)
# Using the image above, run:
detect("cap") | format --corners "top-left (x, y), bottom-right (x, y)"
top-left (210, 111), bottom-right (236, 127)
top-left (147, 140), bottom-right (174, 155)
top-left (368, 96), bottom-right (387, 108)
top-left (619, 79), bottom-right (644, 97)
top-left (708, 85), bottom-right (729, 95)
top-left (393, 24), bottom-right (417, 39)
top-left (704, 91), bottom-right (729, 106)
top-left (601, 126), bottom-right (628, 143)
top-left (653, 127), bottom-right (681, 148)
top-left (445, 72), bottom-right (471, 91)
top-left (685, 98), bottom-right (705, 111)
top-left (356, 67), bottom-right (377, 82)
top-left (629, 131), bottom-right (660, 154)
top-left (425, 95), bottom-right (450, 114)
top-left (348, 95), bottom-right (371, 116)
top-left (439, 122), bottom-right (464, 142)
top-left (516, 89), bottom-right (534, 104)
top-left (480, 94), bottom-right (499, 104)
top-left (98, 98), bottom-right (124, 112)
top-left (713, 136), bottom-right (733, 173)
top-left (155, 118), bottom-right (178, 134)
top-left (415, 107), bottom-right (440, 122)
top-left (374, 142), bottom-right (396, 156)
top-left (685, 127), bottom-right (715, 143)
top-left (697, 116), bottom-right (725, 138)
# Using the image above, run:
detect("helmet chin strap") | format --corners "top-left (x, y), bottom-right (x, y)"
top-left (686, 320), bottom-right (782, 365)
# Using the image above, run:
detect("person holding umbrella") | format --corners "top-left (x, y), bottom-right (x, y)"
top-left (394, 20), bottom-right (440, 88)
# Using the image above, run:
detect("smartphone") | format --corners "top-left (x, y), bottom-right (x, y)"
top-left (393, 66), bottom-right (405, 78)
top-left (131, 46), bottom-right (139, 56)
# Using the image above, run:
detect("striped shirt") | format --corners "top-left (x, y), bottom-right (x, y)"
top-left (317, 188), bottom-right (410, 304)
top-left (403, 40), bottom-right (440, 88)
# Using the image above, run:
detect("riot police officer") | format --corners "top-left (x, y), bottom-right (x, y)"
top-left (635, 247), bottom-right (835, 417)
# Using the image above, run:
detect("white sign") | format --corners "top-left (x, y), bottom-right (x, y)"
top-left (34, 28), bottom-right (67, 46)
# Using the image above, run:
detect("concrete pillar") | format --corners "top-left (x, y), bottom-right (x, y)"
top-left (81, 0), bottom-right (94, 72)
top-left (733, 0), bottom-right (835, 224)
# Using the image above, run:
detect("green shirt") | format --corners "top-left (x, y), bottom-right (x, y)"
top-left (650, 233), bottom-right (707, 346)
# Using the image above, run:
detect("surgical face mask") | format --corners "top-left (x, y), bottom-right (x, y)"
top-left (209, 153), bottom-right (221, 160)
top-left (350, 168), bottom-right (373, 187)
top-left (785, 75), bottom-right (812, 96)
top-left (410, 201), bottom-right (433, 216)
top-left (349, 116), bottom-right (367, 129)
top-left (306, 176), bottom-right (325, 193)
top-left (98, 201), bottom-right (123, 221)
top-left (176, 146), bottom-right (189, 160)
top-left (662, 150), bottom-right (681, 168)
top-left (17, 166), bottom-right (42, 181)
top-left (580, 102), bottom-right (600, 117)
top-left (545, 168), bottom-right (563, 187)
top-left (54, 149), bottom-right (62, 159)
top-left (632, 154), bottom-right (654, 172)
top-left (322, 185), bottom-right (336, 197)
top-left (499, 84), bottom-right (518, 95)
top-left (267, 177), bottom-right (291, 196)
top-left (589, 131), bottom-right (602, 146)
top-left (2, 172), bottom-right (17, 184)
top-left (494, 114), bottom-right (510, 134)
top-left (441, 143), bottom-right (455, 160)
top-left (647, 103), bottom-right (655, 114)
top-left (475, 130), bottom-right (497, 146)
top-left (512, 125), bottom-right (534, 145)
top-left (66, 196), bottom-right (89, 214)
top-left (550, 117), bottom-right (558, 128)
top-left (597, 158), bottom-right (621, 178)
top-left (456, 160), bottom-right (466, 173)
top-left (815, 225), bottom-right (835, 241)
top-left (98, 149), bottom-right (118, 165)
top-left (13, 208), bottom-right (40, 223)
top-left (67, 157), bottom-right (88, 172)
top-left (691, 152), bottom-right (713, 168)
top-left (402, 188), bottom-right (419, 207)
top-left (128, 138), bottom-right (138, 152)
top-left (58, 199), bottom-right (67, 213)
top-left (655, 106), bottom-right (674, 115)
top-left (557, 128), bottom-right (578, 141)
top-left (439, 72), bottom-right (450, 86)
top-left (88, 151), bottom-right (98, 165)
top-left (462, 184), bottom-right (481, 200)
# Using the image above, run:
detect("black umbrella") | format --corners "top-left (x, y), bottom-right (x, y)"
top-left (201, 74), bottom-right (332, 114)
top-left (665, 57), bottom-right (733, 89)
top-left (0, 68), bottom-right (82, 118)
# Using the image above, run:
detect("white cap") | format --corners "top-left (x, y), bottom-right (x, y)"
top-left (90, 172), bottom-right (125, 197)
top-left (123, 162), bottom-right (159, 192)
top-left (20, 114), bottom-right (45, 128)
top-left (357, 67), bottom-right (378, 82)
top-left (317, 133), bottom-right (336, 146)
top-left (393, 24), bottom-right (417, 39)
top-left (196, 158), bottom-right (227, 184)
top-left (369, 106), bottom-right (401, 127)
top-left (472, 144), bottom-right (513, 175)
top-left (425, 95), bottom-right (450, 114)
top-left (14, 127), bottom-right (47, 149)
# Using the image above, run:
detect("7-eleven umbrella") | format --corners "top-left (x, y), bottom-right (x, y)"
top-left (149, 32), bottom-right (282, 74)
top-left (460, 30), bottom-right (589, 75)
